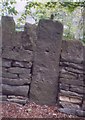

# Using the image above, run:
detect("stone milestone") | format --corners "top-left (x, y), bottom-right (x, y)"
top-left (30, 19), bottom-right (63, 105)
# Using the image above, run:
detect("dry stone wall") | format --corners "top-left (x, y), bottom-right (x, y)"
top-left (1, 16), bottom-right (85, 117)
top-left (59, 40), bottom-right (85, 117)
top-left (1, 16), bottom-right (34, 104)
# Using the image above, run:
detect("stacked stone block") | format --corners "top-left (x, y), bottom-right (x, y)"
top-left (59, 40), bottom-right (85, 117)
top-left (1, 16), bottom-right (34, 104)
top-left (1, 16), bottom-right (85, 117)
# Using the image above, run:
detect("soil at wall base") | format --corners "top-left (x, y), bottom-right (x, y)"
top-left (0, 101), bottom-right (84, 119)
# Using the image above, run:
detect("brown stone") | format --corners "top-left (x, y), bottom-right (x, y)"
top-left (59, 95), bottom-right (82, 104)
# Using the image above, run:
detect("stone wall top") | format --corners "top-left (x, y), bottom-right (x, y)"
top-left (61, 40), bottom-right (83, 64)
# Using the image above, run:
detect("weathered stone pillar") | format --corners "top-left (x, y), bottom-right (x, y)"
top-left (30, 19), bottom-right (63, 105)
top-left (1, 16), bottom-right (15, 47)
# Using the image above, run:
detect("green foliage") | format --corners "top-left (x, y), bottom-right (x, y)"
top-left (19, 1), bottom-right (63, 23)
top-left (60, 2), bottom-right (85, 12)
top-left (0, 0), bottom-right (84, 42)
top-left (0, 0), bottom-right (18, 16)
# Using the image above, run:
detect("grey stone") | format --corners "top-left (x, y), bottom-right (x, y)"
top-left (83, 45), bottom-right (85, 71)
top-left (24, 23), bottom-right (37, 49)
top-left (0, 95), bottom-right (7, 101)
top-left (60, 72), bottom-right (76, 79)
top-left (76, 110), bottom-right (85, 117)
top-left (1, 16), bottom-right (15, 47)
top-left (0, 26), bottom-right (2, 50)
top-left (59, 83), bottom-right (69, 91)
top-left (2, 47), bottom-right (33, 62)
top-left (23, 62), bottom-right (32, 69)
top-left (0, 68), bottom-right (2, 78)
top-left (0, 60), bottom-right (2, 68)
top-left (8, 67), bottom-right (31, 74)
top-left (59, 101), bottom-right (80, 109)
top-left (0, 82), bottom-right (2, 94)
top-left (19, 73), bottom-right (31, 79)
top-left (12, 61), bottom-right (24, 68)
top-left (2, 84), bottom-right (29, 97)
top-left (2, 72), bottom-right (18, 79)
top-left (2, 67), bottom-right (8, 73)
top-left (12, 61), bottom-right (32, 69)
top-left (7, 95), bottom-right (27, 100)
top-left (60, 78), bottom-right (84, 86)
top-left (59, 108), bottom-right (85, 117)
top-left (82, 104), bottom-right (85, 111)
top-left (2, 59), bottom-right (11, 68)
top-left (70, 85), bottom-right (84, 94)
top-left (58, 108), bottom-right (76, 116)
top-left (60, 61), bottom-right (83, 70)
top-left (1, 16), bottom-right (15, 33)
top-left (59, 90), bottom-right (83, 98)
top-left (2, 78), bottom-right (31, 86)
top-left (12, 31), bottom-right (22, 47)
top-left (65, 67), bottom-right (83, 74)
top-left (60, 68), bottom-right (78, 77)
top-left (61, 40), bottom-right (83, 64)
top-left (30, 19), bottom-right (63, 105)
top-left (7, 98), bottom-right (28, 105)
top-left (21, 31), bottom-right (33, 51)
top-left (0, 77), bottom-right (2, 84)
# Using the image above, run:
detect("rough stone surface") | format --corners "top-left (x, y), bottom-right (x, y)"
top-left (59, 108), bottom-right (85, 117)
top-left (59, 101), bottom-right (80, 109)
top-left (1, 16), bottom-right (33, 104)
top-left (1, 16), bottom-right (15, 47)
top-left (59, 40), bottom-right (84, 117)
top-left (2, 72), bottom-right (18, 79)
top-left (0, 95), bottom-right (7, 101)
top-left (2, 47), bottom-right (33, 62)
top-left (24, 23), bottom-right (37, 50)
top-left (8, 67), bottom-right (31, 74)
top-left (7, 98), bottom-right (28, 105)
top-left (59, 108), bottom-right (77, 116)
top-left (70, 85), bottom-right (84, 94)
top-left (59, 95), bottom-right (82, 104)
top-left (2, 59), bottom-right (11, 68)
top-left (12, 61), bottom-right (32, 69)
top-left (59, 90), bottom-right (83, 98)
top-left (60, 77), bottom-right (84, 86)
top-left (2, 84), bottom-right (29, 97)
top-left (2, 78), bottom-right (31, 86)
top-left (61, 40), bottom-right (83, 64)
top-left (1, 16), bottom-right (85, 117)
top-left (30, 19), bottom-right (63, 105)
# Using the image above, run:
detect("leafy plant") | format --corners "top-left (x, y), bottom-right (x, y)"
top-left (0, 0), bottom-right (18, 16)
top-left (0, 0), bottom-right (84, 42)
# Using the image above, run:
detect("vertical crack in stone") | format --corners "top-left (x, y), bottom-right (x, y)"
top-left (28, 61), bottom-right (34, 99)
